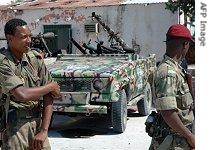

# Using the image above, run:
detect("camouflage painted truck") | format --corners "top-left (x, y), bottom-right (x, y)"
top-left (46, 53), bottom-right (156, 133)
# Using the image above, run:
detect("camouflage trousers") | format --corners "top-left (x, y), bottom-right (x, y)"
top-left (149, 134), bottom-right (191, 150)
top-left (1, 117), bottom-right (51, 150)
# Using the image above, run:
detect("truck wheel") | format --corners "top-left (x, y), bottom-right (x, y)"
top-left (111, 90), bottom-right (127, 133)
top-left (137, 82), bottom-right (152, 116)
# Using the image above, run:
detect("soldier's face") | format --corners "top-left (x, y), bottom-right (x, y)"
top-left (9, 25), bottom-right (32, 53)
top-left (182, 41), bottom-right (190, 58)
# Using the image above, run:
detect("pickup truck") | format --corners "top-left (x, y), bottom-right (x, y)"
top-left (45, 53), bottom-right (156, 133)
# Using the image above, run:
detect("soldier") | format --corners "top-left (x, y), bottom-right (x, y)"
top-left (0, 18), bottom-right (60, 149)
top-left (149, 24), bottom-right (195, 150)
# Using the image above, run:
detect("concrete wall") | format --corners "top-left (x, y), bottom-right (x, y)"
top-left (0, 3), bottom-right (178, 61)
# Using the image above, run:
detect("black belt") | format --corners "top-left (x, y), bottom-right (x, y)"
top-left (9, 107), bottom-right (41, 120)
top-left (16, 109), bottom-right (41, 119)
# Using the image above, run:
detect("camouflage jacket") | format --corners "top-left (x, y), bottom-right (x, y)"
top-left (154, 55), bottom-right (194, 126)
top-left (0, 48), bottom-right (52, 110)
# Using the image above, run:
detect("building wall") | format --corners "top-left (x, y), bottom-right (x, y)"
top-left (0, 3), bottom-right (178, 61)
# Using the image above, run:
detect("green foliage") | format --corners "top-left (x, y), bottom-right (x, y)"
top-left (165, 0), bottom-right (195, 22)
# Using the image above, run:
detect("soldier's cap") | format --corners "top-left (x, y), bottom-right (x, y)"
top-left (164, 24), bottom-right (194, 42)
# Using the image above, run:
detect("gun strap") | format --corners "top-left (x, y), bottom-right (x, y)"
top-left (4, 94), bottom-right (9, 125)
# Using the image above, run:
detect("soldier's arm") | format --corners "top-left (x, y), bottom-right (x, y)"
top-left (31, 93), bottom-right (53, 149)
top-left (0, 60), bottom-right (60, 102)
top-left (31, 54), bottom-right (55, 149)
top-left (161, 110), bottom-right (195, 148)
top-left (10, 82), bottom-right (59, 102)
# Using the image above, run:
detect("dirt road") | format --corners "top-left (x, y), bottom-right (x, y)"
top-left (49, 112), bottom-right (151, 150)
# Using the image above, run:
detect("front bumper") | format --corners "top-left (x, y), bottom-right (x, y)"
top-left (53, 104), bottom-right (107, 114)
top-left (53, 92), bottom-right (107, 114)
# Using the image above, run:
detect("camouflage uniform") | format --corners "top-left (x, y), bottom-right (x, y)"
top-left (150, 55), bottom-right (194, 150)
top-left (0, 48), bottom-right (52, 150)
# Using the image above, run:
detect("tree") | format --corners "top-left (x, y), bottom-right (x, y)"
top-left (165, 0), bottom-right (195, 23)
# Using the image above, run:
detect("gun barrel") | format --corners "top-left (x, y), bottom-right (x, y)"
top-left (70, 38), bottom-right (87, 54)
top-left (101, 45), bottom-right (123, 54)
top-left (82, 43), bottom-right (98, 54)
top-left (122, 46), bottom-right (135, 54)
top-left (0, 32), bottom-right (56, 41)
top-left (40, 37), bottom-right (52, 56)
top-left (92, 12), bottom-right (130, 49)
top-left (36, 32), bottom-right (56, 39)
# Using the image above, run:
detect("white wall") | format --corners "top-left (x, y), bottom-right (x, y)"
top-left (0, 3), bottom-right (178, 61)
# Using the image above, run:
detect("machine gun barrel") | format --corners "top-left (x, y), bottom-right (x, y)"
top-left (101, 45), bottom-right (124, 54)
top-left (35, 32), bottom-right (55, 39)
top-left (92, 12), bottom-right (135, 54)
top-left (0, 32), bottom-right (56, 41)
top-left (40, 37), bottom-right (52, 56)
top-left (122, 46), bottom-right (135, 53)
top-left (82, 43), bottom-right (98, 54)
top-left (70, 38), bottom-right (87, 54)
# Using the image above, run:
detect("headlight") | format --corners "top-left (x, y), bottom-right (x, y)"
top-left (93, 78), bottom-right (104, 91)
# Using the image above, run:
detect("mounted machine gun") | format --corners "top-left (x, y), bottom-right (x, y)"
top-left (92, 12), bottom-right (135, 54)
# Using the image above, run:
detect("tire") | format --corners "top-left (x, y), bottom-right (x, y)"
top-left (111, 90), bottom-right (127, 133)
top-left (137, 82), bottom-right (152, 116)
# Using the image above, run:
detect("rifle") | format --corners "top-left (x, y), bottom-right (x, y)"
top-left (92, 12), bottom-right (135, 54)
top-left (70, 38), bottom-right (87, 54)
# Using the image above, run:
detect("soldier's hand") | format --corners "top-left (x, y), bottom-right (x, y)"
top-left (187, 133), bottom-right (195, 149)
top-left (31, 130), bottom-right (48, 150)
top-left (49, 81), bottom-right (61, 98)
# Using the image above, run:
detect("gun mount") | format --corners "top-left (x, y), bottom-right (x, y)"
top-left (0, 32), bottom-right (55, 57)
top-left (92, 12), bottom-right (135, 54)
top-left (32, 32), bottom-right (55, 57)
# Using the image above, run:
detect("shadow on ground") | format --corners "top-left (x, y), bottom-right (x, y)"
top-left (49, 110), bottom-right (146, 138)
top-left (49, 115), bottom-right (116, 138)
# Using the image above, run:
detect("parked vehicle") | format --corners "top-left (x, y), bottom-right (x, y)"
top-left (46, 53), bottom-right (156, 133)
